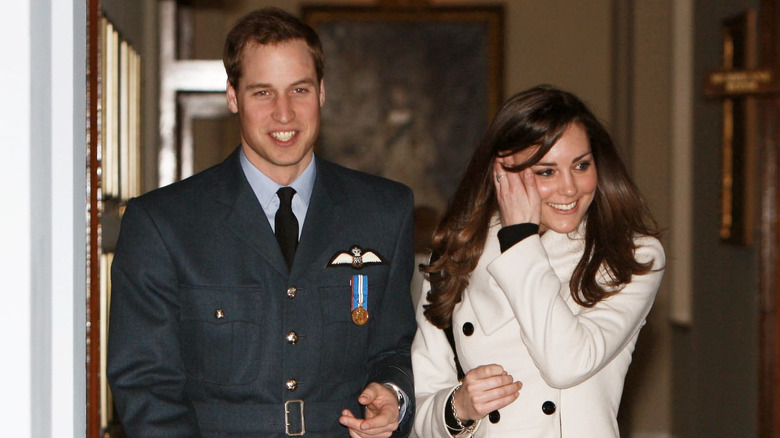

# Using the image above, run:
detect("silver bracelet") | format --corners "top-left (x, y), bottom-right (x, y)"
top-left (450, 384), bottom-right (466, 430)
top-left (450, 384), bottom-right (482, 438)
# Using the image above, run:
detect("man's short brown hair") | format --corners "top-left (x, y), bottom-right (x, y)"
top-left (223, 7), bottom-right (324, 89)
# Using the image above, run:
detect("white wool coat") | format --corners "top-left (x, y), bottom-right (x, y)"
top-left (411, 222), bottom-right (665, 438)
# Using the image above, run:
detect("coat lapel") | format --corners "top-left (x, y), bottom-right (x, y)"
top-left (470, 222), bottom-right (516, 335)
top-left (291, 159), bottom-right (348, 279)
top-left (216, 150), bottom-right (290, 277)
top-left (212, 153), bottom-right (351, 279)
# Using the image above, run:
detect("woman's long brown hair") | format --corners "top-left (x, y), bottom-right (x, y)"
top-left (423, 85), bottom-right (659, 329)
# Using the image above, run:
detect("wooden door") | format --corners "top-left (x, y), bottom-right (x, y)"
top-left (760, 0), bottom-right (780, 435)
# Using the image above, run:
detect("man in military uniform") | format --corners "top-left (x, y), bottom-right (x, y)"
top-left (107, 8), bottom-right (416, 437)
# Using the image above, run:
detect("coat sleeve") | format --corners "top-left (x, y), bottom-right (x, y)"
top-left (487, 235), bottom-right (665, 389)
top-left (364, 187), bottom-right (417, 437)
top-left (107, 198), bottom-right (200, 437)
top-left (410, 279), bottom-right (462, 438)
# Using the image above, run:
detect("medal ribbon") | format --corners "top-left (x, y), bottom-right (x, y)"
top-left (351, 274), bottom-right (368, 311)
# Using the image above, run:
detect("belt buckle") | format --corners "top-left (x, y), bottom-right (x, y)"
top-left (284, 399), bottom-right (305, 436)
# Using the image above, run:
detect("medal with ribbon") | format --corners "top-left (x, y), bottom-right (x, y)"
top-left (351, 274), bottom-right (369, 326)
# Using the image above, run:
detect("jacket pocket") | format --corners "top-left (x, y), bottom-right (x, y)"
top-left (179, 285), bottom-right (266, 385)
top-left (317, 280), bottom-right (385, 381)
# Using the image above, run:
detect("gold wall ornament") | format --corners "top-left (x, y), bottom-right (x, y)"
top-left (703, 9), bottom-right (774, 245)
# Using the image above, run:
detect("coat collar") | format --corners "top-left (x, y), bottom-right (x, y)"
top-left (467, 220), bottom-right (585, 336)
top-left (216, 150), bottom-right (349, 279)
top-left (216, 149), bottom-right (290, 276)
top-left (289, 159), bottom-right (348, 278)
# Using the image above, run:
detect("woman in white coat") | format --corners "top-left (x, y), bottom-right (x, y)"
top-left (411, 85), bottom-right (665, 438)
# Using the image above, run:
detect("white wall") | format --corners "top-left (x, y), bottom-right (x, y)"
top-left (0, 0), bottom-right (87, 436)
top-left (0, 1), bottom-right (33, 434)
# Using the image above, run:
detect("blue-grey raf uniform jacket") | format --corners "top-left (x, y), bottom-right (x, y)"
top-left (107, 150), bottom-right (416, 437)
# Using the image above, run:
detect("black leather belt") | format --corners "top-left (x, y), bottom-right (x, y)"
top-left (194, 399), bottom-right (351, 436)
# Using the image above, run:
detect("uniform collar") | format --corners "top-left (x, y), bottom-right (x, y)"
top-left (239, 149), bottom-right (316, 213)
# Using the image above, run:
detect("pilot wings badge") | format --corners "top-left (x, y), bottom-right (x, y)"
top-left (328, 245), bottom-right (385, 269)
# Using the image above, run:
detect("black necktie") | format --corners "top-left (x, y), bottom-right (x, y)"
top-left (275, 187), bottom-right (298, 268)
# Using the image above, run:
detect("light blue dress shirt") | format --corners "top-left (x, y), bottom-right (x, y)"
top-left (239, 150), bottom-right (316, 238)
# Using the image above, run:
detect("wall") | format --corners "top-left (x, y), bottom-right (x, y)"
top-left (621, 2), bottom-right (674, 436)
top-left (0, 0), bottom-right (87, 437)
top-left (672, 0), bottom-right (760, 436)
top-left (184, 0), bottom-right (613, 125)
top-left (1, 3), bottom-right (34, 435)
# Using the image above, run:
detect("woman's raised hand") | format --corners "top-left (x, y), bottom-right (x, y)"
top-left (493, 159), bottom-right (541, 227)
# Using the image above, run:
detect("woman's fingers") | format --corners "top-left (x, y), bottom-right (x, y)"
top-left (521, 168), bottom-right (541, 224)
top-left (465, 363), bottom-right (506, 380)
top-left (479, 390), bottom-right (522, 416)
top-left (493, 160), bottom-right (540, 226)
top-left (463, 379), bottom-right (523, 418)
top-left (456, 365), bottom-right (522, 420)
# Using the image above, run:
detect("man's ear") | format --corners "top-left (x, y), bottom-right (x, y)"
top-left (319, 79), bottom-right (326, 107)
top-left (226, 80), bottom-right (239, 113)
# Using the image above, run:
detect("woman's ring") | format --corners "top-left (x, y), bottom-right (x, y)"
top-left (496, 174), bottom-right (505, 182)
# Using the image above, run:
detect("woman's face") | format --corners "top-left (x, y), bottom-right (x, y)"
top-left (513, 123), bottom-right (598, 234)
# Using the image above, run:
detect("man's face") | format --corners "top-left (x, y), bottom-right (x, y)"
top-left (227, 39), bottom-right (325, 185)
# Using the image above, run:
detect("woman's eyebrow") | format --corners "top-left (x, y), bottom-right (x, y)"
top-left (535, 151), bottom-right (593, 167)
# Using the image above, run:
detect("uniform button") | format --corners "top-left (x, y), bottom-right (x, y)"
top-left (286, 379), bottom-right (298, 391)
top-left (286, 286), bottom-right (298, 298)
top-left (286, 331), bottom-right (299, 345)
top-left (542, 401), bottom-right (556, 415)
top-left (462, 322), bottom-right (474, 336)
top-left (214, 309), bottom-right (225, 319)
top-left (489, 410), bottom-right (500, 423)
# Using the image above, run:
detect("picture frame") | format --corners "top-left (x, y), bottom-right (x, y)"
top-left (302, 3), bottom-right (504, 213)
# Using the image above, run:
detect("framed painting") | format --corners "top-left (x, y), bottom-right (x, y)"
top-left (302, 3), bottom-right (504, 212)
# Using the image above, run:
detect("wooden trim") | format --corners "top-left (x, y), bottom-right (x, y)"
top-left (759, 0), bottom-right (780, 436)
top-left (86, 0), bottom-right (102, 436)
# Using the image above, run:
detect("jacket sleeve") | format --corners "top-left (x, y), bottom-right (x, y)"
top-left (364, 187), bottom-right (417, 437)
top-left (487, 235), bottom-right (665, 388)
top-left (107, 198), bottom-right (200, 437)
top-left (410, 279), bottom-right (463, 438)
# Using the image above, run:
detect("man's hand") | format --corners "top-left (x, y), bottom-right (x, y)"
top-left (339, 382), bottom-right (400, 438)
